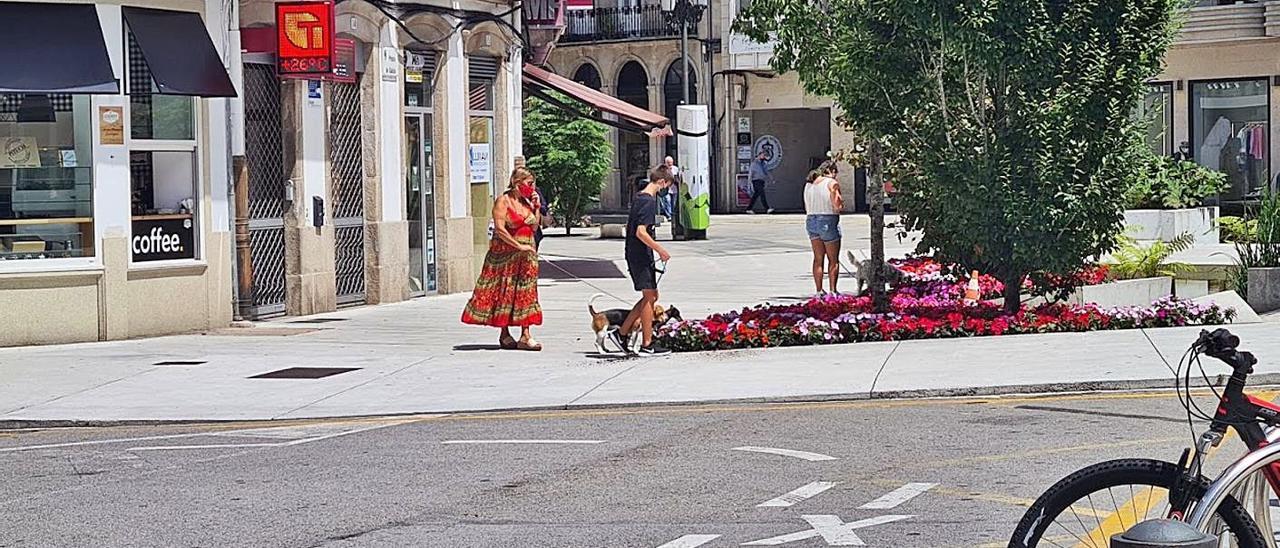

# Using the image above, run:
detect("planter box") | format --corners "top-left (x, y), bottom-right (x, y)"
top-left (1248, 267), bottom-right (1280, 314)
top-left (1123, 207), bottom-right (1219, 246)
top-left (1068, 276), bottom-right (1173, 308)
top-left (1175, 279), bottom-right (1211, 300)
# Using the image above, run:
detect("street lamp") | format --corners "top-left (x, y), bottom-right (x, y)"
top-left (664, 0), bottom-right (706, 105)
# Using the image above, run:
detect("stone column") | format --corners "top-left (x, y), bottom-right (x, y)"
top-left (434, 30), bottom-right (476, 294)
top-left (647, 80), bottom-right (663, 177)
top-left (363, 26), bottom-right (411, 305)
top-left (281, 79), bottom-right (338, 315)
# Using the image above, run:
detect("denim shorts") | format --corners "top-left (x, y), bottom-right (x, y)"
top-left (806, 214), bottom-right (842, 242)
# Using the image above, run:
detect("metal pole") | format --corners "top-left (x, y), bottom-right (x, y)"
top-left (680, 0), bottom-right (690, 105)
top-left (233, 155), bottom-right (254, 321)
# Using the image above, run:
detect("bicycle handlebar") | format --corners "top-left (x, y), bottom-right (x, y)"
top-left (1194, 328), bottom-right (1257, 374)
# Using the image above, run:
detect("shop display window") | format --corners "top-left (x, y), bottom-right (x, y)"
top-left (1191, 78), bottom-right (1269, 204)
top-left (468, 58), bottom-right (496, 196)
top-left (1139, 83), bottom-right (1174, 157)
top-left (403, 50), bottom-right (435, 109)
top-left (0, 94), bottom-right (94, 261)
top-left (127, 31), bottom-right (199, 263)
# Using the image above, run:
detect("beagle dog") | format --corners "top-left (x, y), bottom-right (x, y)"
top-left (588, 294), bottom-right (683, 353)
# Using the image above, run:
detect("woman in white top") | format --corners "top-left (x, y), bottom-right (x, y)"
top-left (804, 160), bottom-right (845, 295)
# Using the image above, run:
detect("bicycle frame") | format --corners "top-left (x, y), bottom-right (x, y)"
top-left (1186, 393), bottom-right (1280, 544)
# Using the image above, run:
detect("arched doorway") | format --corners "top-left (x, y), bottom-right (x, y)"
top-left (662, 59), bottom-right (697, 161)
top-left (616, 61), bottom-right (649, 207)
top-left (572, 63), bottom-right (602, 91)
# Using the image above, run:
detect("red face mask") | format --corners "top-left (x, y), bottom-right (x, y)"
top-left (517, 181), bottom-right (536, 200)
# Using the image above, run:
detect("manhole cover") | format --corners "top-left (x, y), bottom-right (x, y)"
top-left (153, 360), bottom-right (207, 366)
top-left (249, 367), bottom-right (361, 379)
top-left (290, 318), bottom-right (348, 324)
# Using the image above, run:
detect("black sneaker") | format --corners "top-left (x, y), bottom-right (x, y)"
top-left (638, 344), bottom-right (672, 356)
top-left (607, 329), bottom-right (634, 354)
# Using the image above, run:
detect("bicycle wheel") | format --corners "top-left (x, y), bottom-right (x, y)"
top-left (1009, 458), bottom-right (1268, 548)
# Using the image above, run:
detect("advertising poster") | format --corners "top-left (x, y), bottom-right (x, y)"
top-left (469, 144), bottom-right (491, 184)
top-left (99, 106), bottom-right (124, 145)
top-left (736, 173), bottom-right (752, 208)
top-left (1, 137), bottom-right (40, 168)
top-left (131, 218), bottom-right (196, 262)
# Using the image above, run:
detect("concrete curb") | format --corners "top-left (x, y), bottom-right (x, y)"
top-left (6, 375), bottom-right (1279, 430)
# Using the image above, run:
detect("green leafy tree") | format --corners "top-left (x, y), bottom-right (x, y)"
top-left (522, 92), bottom-right (613, 235)
top-left (738, 0), bottom-right (1182, 312)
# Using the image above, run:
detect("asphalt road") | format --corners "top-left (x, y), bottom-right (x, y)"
top-left (0, 390), bottom-right (1269, 548)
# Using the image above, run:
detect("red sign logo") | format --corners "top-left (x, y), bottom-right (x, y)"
top-left (276, 1), bottom-right (334, 76)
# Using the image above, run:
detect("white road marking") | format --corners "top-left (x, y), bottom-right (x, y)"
top-left (858, 482), bottom-right (937, 510)
top-left (742, 514), bottom-right (913, 546)
top-left (0, 432), bottom-right (228, 453)
top-left (732, 446), bottom-right (838, 462)
top-left (129, 422), bottom-right (409, 451)
top-left (441, 439), bottom-right (606, 445)
top-left (0, 419), bottom-right (422, 454)
top-left (656, 534), bottom-right (721, 548)
top-left (129, 443), bottom-right (279, 451)
top-left (758, 481), bottom-right (840, 507)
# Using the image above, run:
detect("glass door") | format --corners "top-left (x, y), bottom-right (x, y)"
top-left (405, 114), bottom-right (438, 295)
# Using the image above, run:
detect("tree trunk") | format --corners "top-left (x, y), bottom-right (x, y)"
top-left (868, 141), bottom-right (889, 313)
top-left (1001, 272), bottom-right (1022, 315)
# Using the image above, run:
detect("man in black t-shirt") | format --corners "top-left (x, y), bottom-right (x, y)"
top-left (608, 166), bottom-right (675, 355)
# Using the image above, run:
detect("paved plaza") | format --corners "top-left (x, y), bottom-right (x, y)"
top-left (2, 215), bottom-right (1277, 425)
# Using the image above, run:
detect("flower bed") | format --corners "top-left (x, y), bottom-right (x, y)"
top-left (656, 258), bottom-right (1233, 352)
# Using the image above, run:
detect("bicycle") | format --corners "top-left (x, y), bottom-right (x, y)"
top-left (1009, 328), bottom-right (1279, 548)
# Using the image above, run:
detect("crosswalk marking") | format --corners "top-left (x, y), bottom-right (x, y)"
top-left (656, 534), bottom-right (721, 548)
top-left (732, 446), bottom-right (838, 462)
top-left (743, 514), bottom-right (913, 546)
top-left (859, 482), bottom-right (937, 510)
top-left (758, 481), bottom-right (840, 508)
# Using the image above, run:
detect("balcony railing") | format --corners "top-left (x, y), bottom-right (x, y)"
top-left (562, 5), bottom-right (693, 43)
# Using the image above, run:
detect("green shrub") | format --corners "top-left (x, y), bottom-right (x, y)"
top-left (1228, 190), bottom-right (1280, 298)
top-left (1219, 216), bottom-right (1257, 244)
top-left (1110, 231), bottom-right (1194, 280)
top-left (1124, 153), bottom-right (1229, 210)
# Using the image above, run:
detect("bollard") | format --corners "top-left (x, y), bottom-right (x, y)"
top-left (1111, 519), bottom-right (1218, 548)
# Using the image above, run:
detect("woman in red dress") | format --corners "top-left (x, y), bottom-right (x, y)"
top-left (461, 167), bottom-right (544, 350)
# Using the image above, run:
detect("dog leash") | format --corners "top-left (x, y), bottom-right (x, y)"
top-left (538, 252), bottom-right (636, 306)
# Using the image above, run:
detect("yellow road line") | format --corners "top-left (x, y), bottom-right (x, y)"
top-left (926, 437), bottom-right (1187, 469)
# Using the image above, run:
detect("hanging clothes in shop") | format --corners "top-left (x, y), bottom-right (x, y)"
top-left (1200, 116), bottom-right (1232, 171)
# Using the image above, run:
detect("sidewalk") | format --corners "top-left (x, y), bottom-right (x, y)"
top-left (2, 215), bottom-right (1277, 425)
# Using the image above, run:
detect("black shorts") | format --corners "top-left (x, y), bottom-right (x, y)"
top-left (627, 258), bottom-right (658, 291)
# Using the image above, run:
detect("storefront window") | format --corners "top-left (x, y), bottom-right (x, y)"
top-left (404, 50), bottom-right (436, 109)
top-left (1191, 78), bottom-right (1269, 203)
top-left (468, 57), bottom-right (497, 196)
top-left (127, 31), bottom-right (199, 263)
top-left (0, 94), bottom-right (94, 261)
top-left (1139, 83), bottom-right (1173, 157)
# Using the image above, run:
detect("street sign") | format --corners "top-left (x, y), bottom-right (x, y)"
top-left (276, 1), bottom-right (334, 78)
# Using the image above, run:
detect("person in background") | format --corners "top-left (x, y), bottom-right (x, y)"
top-left (1173, 141), bottom-right (1192, 162)
top-left (804, 160), bottom-right (844, 295)
top-left (607, 166), bottom-right (675, 356)
top-left (660, 156), bottom-right (679, 219)
top-left (747, 151), bottom-right (775, 214)
top-left (461, 166), bottom-right (543, 351)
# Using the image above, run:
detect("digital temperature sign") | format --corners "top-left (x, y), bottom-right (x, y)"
top-left (276, 1), bottom-right (334, 77)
